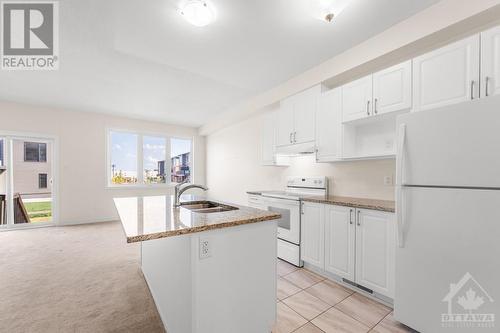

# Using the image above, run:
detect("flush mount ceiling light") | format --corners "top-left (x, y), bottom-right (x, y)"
top-left (314, 0), bottom-right (351, 23)
top-left (179, 0), bottom-right (216, 27)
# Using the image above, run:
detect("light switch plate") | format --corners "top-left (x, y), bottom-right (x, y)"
top-left (384, 175), bottom-right (393, 186)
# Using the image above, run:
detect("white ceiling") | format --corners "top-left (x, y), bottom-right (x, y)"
top-left (0, 0), bottom-right (440, 127)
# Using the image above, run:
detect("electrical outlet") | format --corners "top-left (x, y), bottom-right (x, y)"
top-left (384, 175), bottom-right (393, 186)
top-left (199, 238), bottom-right (211, 259)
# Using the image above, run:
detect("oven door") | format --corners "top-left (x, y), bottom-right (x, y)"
top-left (263, 197), bottom-right (300, 245)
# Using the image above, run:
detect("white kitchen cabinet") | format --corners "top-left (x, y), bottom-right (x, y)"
top-left (277, 85), bottom-right (323, 147)
top-left (294, 87), bottom-right (318, 144)
top-left (300, 202), bottom-right (325, 268)
top-left (261, 112), bottom-right (290, 166)
top-left (355, 209), bottom-right (395, 298)
top-left (372, 61), bottom-right (412, 115)
top-left (248, 194), bottom-right (265, 210)
top-left (324, 205), bottom-right (355, 281)
top-left (342, 75), bottom-right (372, 122)
top-left (481, 26), bottom-right (500, 98)
top-left (412, 35), bottom-right (480, 112)
top-left (316, 88), bottom-right (342, 162)
top-left (276, 98), bottom-right (295, 147)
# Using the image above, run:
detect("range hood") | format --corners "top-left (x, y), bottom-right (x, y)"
top-left (275, 141), bottom-right (316, 156)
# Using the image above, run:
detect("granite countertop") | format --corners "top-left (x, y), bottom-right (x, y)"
top-left (114, 194), bottom-right (281, 243)
top-left (247, 191), bottom-right (395, 213)
top-left (301, 195), bottom-right (395, 213)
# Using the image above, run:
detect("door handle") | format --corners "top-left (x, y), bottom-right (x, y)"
top-left (366, 100), bottom-right (370, 116)
top-left (486, 77), bottom-right (490, 97)
top-left (471, 80), bottom-right (475, 100)
top-left (357, 210), bottom-right (361, 226)
top-left (374, 98), bottom-right (378, 114)
top-left (349, 209), bottom-right (353, 225)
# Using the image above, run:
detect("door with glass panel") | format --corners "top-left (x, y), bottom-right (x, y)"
top-left (0, 136), bottom-right (55, 227)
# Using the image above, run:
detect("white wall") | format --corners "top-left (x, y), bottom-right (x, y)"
top-left (206, 114), bottom-right (394, 206)
top-left (0, 101), bottom-right (206, 225)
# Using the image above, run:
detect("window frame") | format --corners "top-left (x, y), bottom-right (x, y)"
top-left (105, 128), bottom-right (194, 189)
top-left (24, 142), bottom-right (47, 163)
top-left (39, 173), bottom-right (48, 189)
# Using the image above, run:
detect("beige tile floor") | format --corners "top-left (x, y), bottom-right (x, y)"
top-left (274, 260), bottom-right (417, 333)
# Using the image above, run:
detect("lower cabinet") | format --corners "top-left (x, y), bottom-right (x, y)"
top-left (355, 209), bottom-right (396, 298)
top-left (300, 202), bottom-right (324, 268)
top-left (324, 205), bottom-right (355, 282)
top-left (301, 202), bottom-right (395, 298)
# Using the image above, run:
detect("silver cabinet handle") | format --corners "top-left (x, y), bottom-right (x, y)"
top-left (366, 100), bottom-right (370, 116)
top-left (471, 80), bottom-right (475, 100)
top-left (349, 209), bottom-right (353, 225)
top-left (486, 77), bottom-right (490, 97)
top-left (301, 202), bottom-right (304, 215)
top-left (293, 132), bottom-right (297, 143)
top-left (357, 210), bottom-right (361, 226)
top-left (374, 98), bottom-right (378, 114)
top-left (289, 132), bottom-right (293, 143)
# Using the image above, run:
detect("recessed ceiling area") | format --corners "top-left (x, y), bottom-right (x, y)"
top-left (0, 0), bottom-right (440, 127)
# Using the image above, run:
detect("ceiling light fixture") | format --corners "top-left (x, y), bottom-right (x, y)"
top-left (315, 0), bottom-right (351, 23)
top-left (179, 0), bottom-right (215, 27)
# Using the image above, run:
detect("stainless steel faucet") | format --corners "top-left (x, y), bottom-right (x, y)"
top-left (174, 180), bottom-right (208, 207)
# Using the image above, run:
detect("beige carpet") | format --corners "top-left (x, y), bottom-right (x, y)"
top-left (0, 222), bottom-right (165, 333)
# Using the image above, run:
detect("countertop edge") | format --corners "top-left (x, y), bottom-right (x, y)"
top-left (301, 197), bottom-right (395, 213)
top-left (126, 213), bottom-right (281, 243)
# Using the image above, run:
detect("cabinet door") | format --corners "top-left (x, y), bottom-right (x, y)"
top-left (261, 112), bottom-right (276, 165)
top-left (342, 75), bottom-right (372, 122)
top-left (413, 35), bottom-right (480, 112)
top-left (324, 205), bottom-right (355, 281)
top-left (372, 60), bottom-right (412, 115)
top-left (276, 98), bottom-right (295, 147)
top-left (293, 86), bottom-right (318, 144)
top-left (481, 25), bottom-right (500, 98)
top-left (300, 202), bottom-right (325, 268)
top-left (316, 88), bottom-right (342, 162)
top-left (355, 209), bottom-right (395, 298)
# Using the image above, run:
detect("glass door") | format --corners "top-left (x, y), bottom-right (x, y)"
top-left (0, 135), bottom-right (55, 228)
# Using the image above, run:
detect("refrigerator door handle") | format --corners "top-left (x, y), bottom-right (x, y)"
top-left (396, 123), bottom-right (406, 248)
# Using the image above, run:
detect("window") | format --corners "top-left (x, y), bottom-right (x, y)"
top-left (108, 130), bottom-right (192, 186)
top-left (110, 132), bottom-right (138, 185)
top-left (39, 173), bottom-right (48, 189)
top-left (143, 136), bottom-right (166, 184)
top-left (171, 138), bottom-right (191, 183)
top-left (24, 142), bottom-right (47, 162)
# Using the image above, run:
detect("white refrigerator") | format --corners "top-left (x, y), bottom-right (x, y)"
top-left (394, 95), bottom-right (500, 333)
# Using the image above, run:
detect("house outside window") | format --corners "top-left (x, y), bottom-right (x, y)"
top-left (39, 173), bottom-right (48, 189)
top-left (24, 142), bottom-right (47, 162)
top-left (108, 130), bottom-right (192, 187)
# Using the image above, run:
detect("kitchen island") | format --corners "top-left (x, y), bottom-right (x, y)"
top-left (114, 194), bottom-right (280, 333)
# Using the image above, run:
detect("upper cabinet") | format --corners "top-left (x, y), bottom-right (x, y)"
top-left (276, 85), bottom-right (323, 147)
top-left (342, 60), bottom-right (412, 123)
top-left (316, 88), bottom-right (342, 162)
top-left (372, 61), bottom-right (412, 116)
top-left (342, 76), bottom-right (373, 122)
top-left (413, 35), bottom-right (480, 112)
top-left (276, 99), bottom-right (296, 147)
top-left (481, 26), bottom-right (500, 98)
top-left (261, 111), bottom-right (290, 166)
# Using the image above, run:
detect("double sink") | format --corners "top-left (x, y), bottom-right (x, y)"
top-left (180, 201), bottom-right (239, 214)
